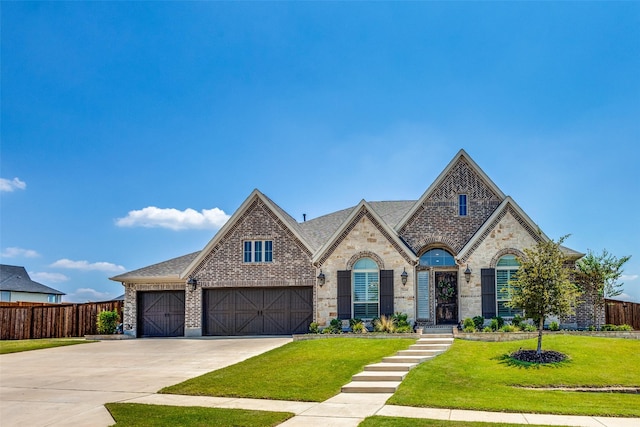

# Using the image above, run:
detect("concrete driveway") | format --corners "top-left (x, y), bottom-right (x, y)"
top-left (0, 337), bottom-right (291, 427)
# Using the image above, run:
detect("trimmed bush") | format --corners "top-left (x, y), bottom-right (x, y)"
top-left (472, 315), bottom-right (485, 330)
top-left (549, 321), bottom-right (560, 331)
top-left (97, 309), bottom-right (120, 334)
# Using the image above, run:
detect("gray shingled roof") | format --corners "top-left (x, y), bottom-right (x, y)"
top-left (0, 265), bottom-right (65, 295)
top-left (298, 201), bottom-right (416, 249)
top-left (110, 251), bottom-right (200, 281)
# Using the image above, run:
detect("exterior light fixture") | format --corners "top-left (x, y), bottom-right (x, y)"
top-left (187, 277), bottom-right (197, 291)
top-left (401, 268), bottom-right (408, 286)
top-left (317, 270), bottom-right (326, 286)
top-left (464, 265), bottom-right (472, 283)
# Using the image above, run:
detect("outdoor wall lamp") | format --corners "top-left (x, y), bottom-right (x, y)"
top-left (187, 277), bottom-right (197, 291)
top-left (464, 265), bottom-right (472, 283)
top-left (401, 268), bottom-right (408, 286)
top-left (317, 270), bottom-right (326, 286)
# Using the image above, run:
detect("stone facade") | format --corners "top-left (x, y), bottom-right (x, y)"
top-left (315, 208), bottom-right (415, 326)
top-left (458, 207), bottom-right (541, 320)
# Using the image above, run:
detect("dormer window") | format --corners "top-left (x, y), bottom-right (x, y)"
top-left (458, 194), bottom-right (468, 216)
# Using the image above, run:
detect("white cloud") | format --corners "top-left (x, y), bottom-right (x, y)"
top-left (1, 247), bottom-right (40, 258)
top-left (29, 271), bottom-right (70, 283)
top-left (116, 206), bottom-right (230, 231)
top-left (621, 274), bottom-right (639, 282)
top-left (0, 177), bottom-right (27, 192)
top-left (616, 293), bottom-right (637, 303)
top-left (50, 259), bottom-right (126, 273)
top-left (65, 288), bottom-right (114, 302)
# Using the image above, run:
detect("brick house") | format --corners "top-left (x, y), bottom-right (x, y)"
top-left (111, 149), bottom-right (587, 337)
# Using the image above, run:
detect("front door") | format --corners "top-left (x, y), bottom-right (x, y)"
top-left (435, 271), bottom-right (458, 324)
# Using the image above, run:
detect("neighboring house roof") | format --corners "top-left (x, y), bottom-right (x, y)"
top-left (110, 252), bottom-right (200, 283)
top-left (0, 264), bottom-right (65, 295)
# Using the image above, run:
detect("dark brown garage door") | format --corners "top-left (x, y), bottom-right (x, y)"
top-left (203, 287), bottom-right (312, 336)
top-left (137, 291), bottom-right (185, 337)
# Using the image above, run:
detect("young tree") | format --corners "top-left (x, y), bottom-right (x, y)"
top-left (508, 235), bottom-right (581, 355)
top-left (575, 249), bottom-right (631, 330)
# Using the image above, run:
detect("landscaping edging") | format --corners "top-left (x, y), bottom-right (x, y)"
top-left (84, 334), bottom-right (135, 340)
top-left (453, 330), bottom-right (640, 341)
top-left (293, 332), bottom-right (421, 341)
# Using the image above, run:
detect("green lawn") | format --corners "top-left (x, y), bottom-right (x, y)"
top-left (360, 416), bottom-right (559, 427)
top-left (0, 338), bottom-right (93, 354)
top-left (105, 403), bottom-right (293, 427)
top-left (388, 335), bottom-right (640, 417)
top-left (161, 337), bottom-right (415, 402)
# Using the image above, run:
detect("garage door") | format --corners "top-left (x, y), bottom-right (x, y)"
top-left (137, 291), bottom-right (185, 337)
top-left (203, 287), bottom-right (312, 336)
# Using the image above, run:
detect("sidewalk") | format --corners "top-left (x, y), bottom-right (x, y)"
top-left (124, 392), bottom-right (640, 427)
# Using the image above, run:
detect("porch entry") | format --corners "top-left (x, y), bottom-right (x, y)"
top-left (416, 270), bottom-right (459, 325)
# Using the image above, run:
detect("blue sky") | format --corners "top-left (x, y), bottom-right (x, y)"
top-left (1, 2), bottom-right (638, 303)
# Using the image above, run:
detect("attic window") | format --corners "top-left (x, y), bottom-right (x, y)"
top-left (243, 240), bottom-right (273, 263)
top-left (458, 194), bottom-right (468, 216)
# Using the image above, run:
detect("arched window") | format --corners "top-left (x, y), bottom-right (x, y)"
top-left (419, 248), bottom-right (456, 267)
top-left (353, 258), bottom-right (379, 319)
top-left (496, 255), bottom-right (522, 317)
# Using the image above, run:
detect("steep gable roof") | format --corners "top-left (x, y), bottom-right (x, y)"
top-left (0, 264), bottom-right (65, 295)
top-left (312, 200), bottom-right (418, 267)
top-left (456, 197), bottom-right (584, 264)
top-left (181, 189), bottom-right (316, 279)
top-left (396, 149), bottom-right (506, 233)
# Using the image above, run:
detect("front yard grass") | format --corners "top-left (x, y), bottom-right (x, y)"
top-left (388, 335), bottom-right (640, 417)
top-left (360, 416), bottom-right (558, 427)
top-left (105, 403), bottom-right (293, 427)
top-left (161, 337), bottom-right (415, 402)
top-left (0, 338), bottom-right (93, 354)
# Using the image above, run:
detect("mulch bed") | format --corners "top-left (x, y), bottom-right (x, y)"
top-left (511, 349), bottom-right (567, 364)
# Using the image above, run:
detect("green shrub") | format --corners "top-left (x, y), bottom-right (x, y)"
top-left (350, 320), bottom-right (367, 334)
top-left (482, 326), bottom-right (492, 333)
top-left (463, 326), bottom-right (476, 333)
top-left (601, 324), bottom-right (633, 331)
top-left (489, 318), bottom-right (499, 331)
top-left (309, 322), bottom-right (320, 334)
top-left (511, 314), bottom-right (525, 328)
top-left (462, 318), bottom-right (475, 330)
top-left (549, 321), bottom-right (560, 331)
top-left (492, 316), bottom-right (504, 330)
top-left (472, 316), bottom-right (485, 330)
top-left (500, 324), bottom-right (519, 332)
top-left (96, 309), bottom-right (119, 334)
top-left (523, 323), bottom-right (537, 332)
top-left (392, 312), bottom-right (411, 329)
top-left (322, 318), bottom-right (343, 334)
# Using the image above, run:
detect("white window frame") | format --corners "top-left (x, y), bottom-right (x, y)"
top-left (352, 258), bottom-right (379, 320)
top-left (243, 240), bottom-right (273, 263)
top-left (496, 255), bottom-right (522, 317)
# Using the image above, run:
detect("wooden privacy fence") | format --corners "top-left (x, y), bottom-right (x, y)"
top-left (605, 299), bottom-right (640, 330)
top-left (0, 300), bottom-right (123, 340)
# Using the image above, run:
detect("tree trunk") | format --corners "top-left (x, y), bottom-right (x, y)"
top-left (537, 317), bottom-right (544, 355)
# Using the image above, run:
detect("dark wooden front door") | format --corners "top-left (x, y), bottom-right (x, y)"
top-left (137, 291), bottom-right (185, 337)
top-left (435, 271), bottom-right (458, 324)
top-left (203, 287), bottom-right (312, 336)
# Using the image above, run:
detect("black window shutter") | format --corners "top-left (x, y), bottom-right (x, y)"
top-left (481, 268), bottom-right (496, 318)
top-left (337, 270), bottom-right (351, 320)
top-left (380, 270), bottom-right (394, 317)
